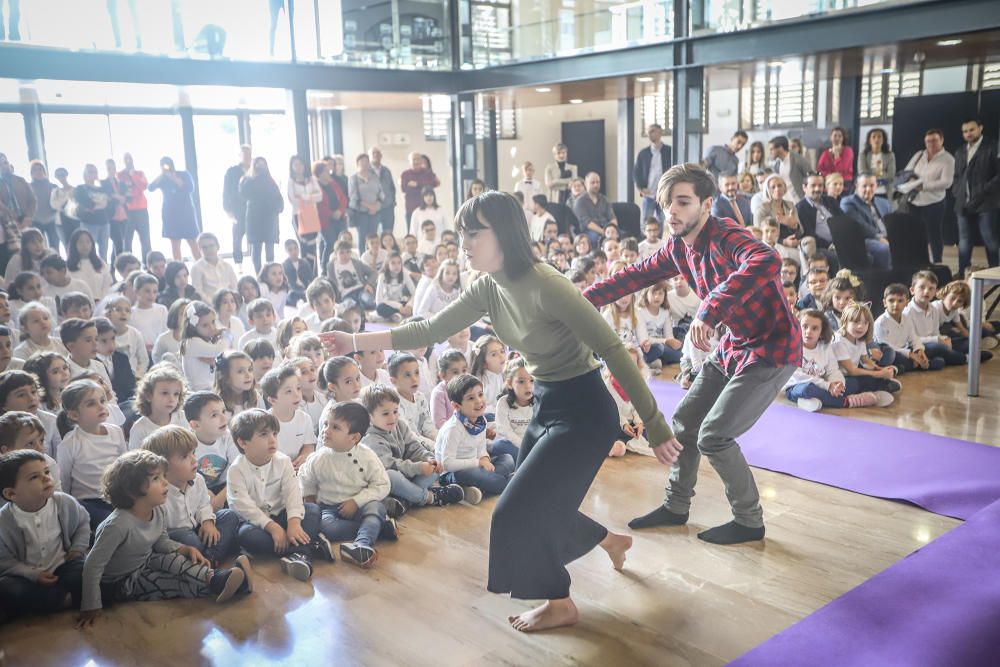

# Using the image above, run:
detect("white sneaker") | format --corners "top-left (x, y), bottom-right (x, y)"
top-left (796, 397), bottom-right (823, 412)
top-left (982, 336), bottom-right (999, 350)
top-left (872, 391), bottom-right (894, 407)
top-left (461, 486), bottom-right (483, 505)
top-left (648, 359), bottom-right (663, 372)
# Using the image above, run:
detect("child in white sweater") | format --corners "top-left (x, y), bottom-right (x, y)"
top-left (493, 356), bottom-right (533, 458)
top-left (388, 352), bottom-right (438, 449)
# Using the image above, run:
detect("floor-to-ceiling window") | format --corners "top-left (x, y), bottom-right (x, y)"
top-left (192, 115), bottom-right (242, 254)
top-left (0, 113), bottom-right (29, 167)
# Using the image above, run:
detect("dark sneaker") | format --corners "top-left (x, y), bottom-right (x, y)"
top-left (234, 554), bottom-right (255, 593)
top-left (384, 497), bottom-right (409, 519)
top-left (380, 517), bottom-right (399, 541)
top-left (280, 552), bottom-right (313, 581)
top-left (315, 534), bottom-right (337, 563)
top-left (431, 483), bottom-right (465, 506)
top-left (340, 543), bottom-right (378, 568)
top-left (214, 567), bottom-right (245, 603)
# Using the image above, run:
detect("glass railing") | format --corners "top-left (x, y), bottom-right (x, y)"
top-left (691, 0), bottom-right (917, 35)
top-left (0, 0), bottom-right (452, 71)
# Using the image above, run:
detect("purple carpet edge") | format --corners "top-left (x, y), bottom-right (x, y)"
top-left (728, 497), bottom-right (1000, 666)
top-left (648, 380), bottom-right (1000, 521)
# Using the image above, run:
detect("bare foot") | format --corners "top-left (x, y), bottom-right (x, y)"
top-left (600, 531), bottom-right (632, 571)
top-left (609, 441), bottom-right (627, 457)
top-left (508, 598), bottom-right (579, 632)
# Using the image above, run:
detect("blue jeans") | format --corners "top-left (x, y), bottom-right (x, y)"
top-left (784, 381), bottom-right (845, 409)
top-left (168, 508), bottom-right (240, 565)
top-left (644, 342), bottom-right (683, 365)
top-left (957, 209), bottom-right (1000, 278)
top-left (236, 504), bottom-right (321, 556)
top-left (0, 558), bottom-right (85, 616)
top-left (488, 438), bottom-right (520, 463)
top-left (32, 219), bottom-right (60, 252)
top-left (345, 288), bottom-right (377, 311)
top-left (641, 195), bottom-right (664, 224)
top-left (843, 374), bottom-right (897, 393)
top-left (378, 205), bottom-right (395, 236)
top-left (319, 500), bottom-right (386, 548)
top-left (81, 222), bottom-right (110, 264)
top-left (870, 342), bottom-right (897, 368)
top-left (583, 229), bottom-right (603, 247)
top-left (923, 341), bottom-right (967, 366)
top-left (444, 454), bottom-right (515, 496)
top-left (352, 211), bottom-right (379, 254)
top-left (387, 469), bottom-right (438, 505)
top-left (80, 498), bottom-right (114, 534)
top-left (865, 238), bottom-right (891, 269)
top-left (894, 353), bottom-right (946, 373)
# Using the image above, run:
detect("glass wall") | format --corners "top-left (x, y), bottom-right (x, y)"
top-left (691, 0), bottom-right (914, 35)
top-left (0, 113), bottom-right (29, 169)
top-left (193, 115), bottom-right (242, 255)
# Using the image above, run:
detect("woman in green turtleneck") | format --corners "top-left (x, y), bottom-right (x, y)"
top-left (320, 192), bottom-right (681, 633)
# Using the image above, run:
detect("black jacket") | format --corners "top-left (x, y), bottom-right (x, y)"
top-left (634, 144), bottom-right (673, 193)
top-left (223, 164), bottom-right (248, 220)
top-left (796, 195), bottom-right (842, 249)
top-left (953, 137), bottom-right (1000, 214)
top-left (283, 257), bottom-right (315, 291)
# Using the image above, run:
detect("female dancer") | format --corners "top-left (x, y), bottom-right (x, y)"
top-left (320, 192), bottom-right (680, 632)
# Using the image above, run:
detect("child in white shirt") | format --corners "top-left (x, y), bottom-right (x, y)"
top-left (388, 352), bottom-right (437, 449)
top-left (13, 301), bottom-right (67, 360)
top-left (604, 347), bottom-right (654, 458)
top-left (874, 284), bottom-right (945, 373)
top-left (666, 274), bottom-right (701, 335)
top-left (493, 356), bottom-right (533, 454)
top-left (414, 259), bottom-right (461, 318)
top-left (103, 295), bottom-right (148, 378)
top-left (60, 318), bottom-right (113, 392)
top-left (40, 254), bottom-right (94, 302)
top-left (903, 271), bottom-right (967, 367)
top-left (638, 218), bottom-right (665, 260)
top-left (184, 391), bottom-right (241, 511)
top-left (213, 288), bottom-right (245, 350)
top-left (132, 273), bottom-right (169, 354)
top-left (303, 280), bottom-right (339, 333)
top-left (181, 302), bottom-right (228, 392)
top-left (261, 365), bottom-right (316, 470)
top-left (0, 410), bottom-right (62, 491)
top-left (128, 365), bottom-right (188, 450)
top-left (237, 298), bottom-right (278, 351)
top-left (189, 233), bottom-right (238, 301)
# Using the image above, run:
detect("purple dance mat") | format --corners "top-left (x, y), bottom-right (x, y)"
top-left (730, 497), bottom-right (1000, 666)
top-left (648, 381), bottom-right (1000, 520)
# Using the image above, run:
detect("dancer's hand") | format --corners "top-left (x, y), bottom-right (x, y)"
top-left (688, 319), bottom-right (714, 352)
top-left (651, 438), bottom-right (683, 466)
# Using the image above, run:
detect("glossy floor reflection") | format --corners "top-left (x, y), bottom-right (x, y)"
top-left (1, 361), bottom-right (995, 666)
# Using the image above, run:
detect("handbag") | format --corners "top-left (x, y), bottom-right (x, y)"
top-left (297, 200), bottom-right (321, 235)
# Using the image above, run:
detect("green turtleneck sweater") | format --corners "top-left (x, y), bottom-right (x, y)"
top-left (391, 261), bottom-right (671, 445)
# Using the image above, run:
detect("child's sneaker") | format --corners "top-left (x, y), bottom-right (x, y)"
top-left (872, 391), bottom-right (894, 407)
top-left (796, 397), bottom-right (823, 412)
top-left (280, 552), bottom-right (314, 581)
top-left (384, 497), bottom-right (409, 519)
top-left (845, 391), bottom-right (877, 408)
top-left (888, 378), bottom-right (903, 392)
top-left (234, 554), bottom-right (256, 593)
top-left (982, 335), bottom-right (998, 350)
top-left (431, 483), bottom-right (464, 506)
top-left (380, 517), bottom-right (399, 541)
top-left (314, 534), bottom-right (337, 563)
top-left (648, 359), bottom-right (663, 372)
top-left (340, 543), bottom-right (378, 568)
top-left (212, 567), bottom-right (245, 603)
top-left (461, 486), bottom-right (483, 505)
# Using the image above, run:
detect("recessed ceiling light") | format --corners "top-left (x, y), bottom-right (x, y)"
top-left (569, 98), bottom-right (583, 104)
top-left (936, 39), bottom-right (962, 46)
top-left (880, 68), bottom-right (895, 74)
top-left (535, 87), bottom-right (551, 93)
top-left (636, 76), bottom-right (654, 83)
top-left (768, 60), bottom-right (784, 67)
top-left (333, 105), bottom-right (348, 111)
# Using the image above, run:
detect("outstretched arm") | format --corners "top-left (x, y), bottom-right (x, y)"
top-left (584, 249), bottom-right (681, 310)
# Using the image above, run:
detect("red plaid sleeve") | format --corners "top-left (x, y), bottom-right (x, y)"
top-left (584, 247), bottom-right (680, 309)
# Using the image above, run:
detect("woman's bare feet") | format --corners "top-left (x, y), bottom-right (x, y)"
top-left (609, 441), bottom-right (627, 457)
top-left (600, 531), bottom-right (632, 571)
top-left (508, 598), bottom-right (579, 632)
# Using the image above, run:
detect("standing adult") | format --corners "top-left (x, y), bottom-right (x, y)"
top-left (817, 127), bottom-right (855, 193)
top-left (400, 152), bottom-right (440, 222)
top-left (118, 152), bottom-right (151, 262)
top-left (239, 157), bottom-right (284, 273)
top-left (743, 141), bottom-right (767, 177)
top-left (768, 135), bottom-right (810, 201)
top-left (857, 128), bottom-right (896, 202)
top-left (953, 118), bottom-right (1000, 275)
top-left (349, 153), bottom-right (384, 255)
top-left (102, 158), bottom-right (129, 266)
top-left (585, 163), bottom-right (801, 545)
top-left (50, 167), bottom-right (80, 248)
top-left (704, 130), bottom-right (748, 181)
top-left (634, 123), bottom-right (673, 223)
top-left (28, 161), bottom-right (59, 250)
top-left (315, 160), bottom-right (348, 270)
top-left (319, 191), bottom-right (679, 633)
top-left (544, 143), bottom-right (578, 207)
top-left (0, 152), bottom-right (35, 230)
top-left (904, 128), bottom-right (957, 267)
top-left (148, 156), bottom-right (201, 261)
top-left (711, 172), bottom-right (753, 227)
top-left (369, 146), bottom-right (396, 236)
top-left (572, 172), bottom-right (617, 246)
top-left (330, 155), bottom-right (351, 210)
top-left (841, 173), bottom-right (892, 270)
top-left (287, 155), bottom-right (323, 271)
top-left (73, 164), bottom-right (112, 262)
top-left (223, 145), bottom-right (252, 265)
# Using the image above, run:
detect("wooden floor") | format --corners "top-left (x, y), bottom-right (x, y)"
top-left (2, 358), bottom-right (996, 667)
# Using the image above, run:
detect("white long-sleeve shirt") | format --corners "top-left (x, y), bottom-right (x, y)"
top-left (13, 336), bottom-right (68, 361)
top-left (415, 282), bottom-right (460, 318)
top-left (903, 300), bottom-right (944, 345)
top-left (190, 258), bottom-right (238, 301)
top-left (182, 336), bottom-right (229, 391)
top-left (115, 325), bottom-right (148, 377)
top-left (398, 390), bottom-right (437, 449)
top-left (785, 341), bottom-right (846, 390)
top-left (298, 445), bottom-right (389, 507)
top-left (227, 452), bottom-right (304, 529)
top-left (68, 259), bottom-right (112, 302)
top-left (637, 306), bottom-right (674, 344)
top-left (163, 476), bottom-right (215, 531)
top-left (494, 397), bottom-right (532, 447)
top-left (128, 411), bottom-right (189, 451)
top-left (131, 304), bottom-right (168, 351)
top-left (375, 273), bottom-right (416, 311)
top-left (480, 370), bottom-right (504, 411)
top-left (667, 290), bottom-right (701, 323)
top-left (435, 415), bottom-right (488, 472)
top-left (58, 424), bottom-right (128, 500)
top-left (874, 312), bottom-right (924, 358)
top-left (409, 206), bottom-right (451, 239)
top-left (603, 309), bottom-right (648, 348)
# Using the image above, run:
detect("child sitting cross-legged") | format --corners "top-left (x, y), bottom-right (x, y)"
top-left (142, 426), bottom-right (241, 568)
top-left (0, 450), bottom-right (89, 624)
top-left (77, 450), bottom-right (252, 628)
top-left (299, 402), bottom-right (397, 569)
top-left (261, 364), bottom-right (317, 470)
top-left (435, 374), bottom-right (515, 505)
top-left (359, 384), bottom-right (465, 518)
top-left (227, 409), bottom-right (333, 581)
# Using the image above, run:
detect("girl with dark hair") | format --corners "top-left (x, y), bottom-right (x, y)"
top-left (818, 126), bottom-right (855, 192)
top-left (148, 156), bottom-right (201, 261)
top-left (465, 178), bottom-right (486, 202)
top-left (67, 228), bottom-right (112, 298)
top-left (239, 157), bottom-right (284, 273)
top-left (158, 260), bottom-right (203, 307)
top-left (857, 128), bottom-right (896, 200)
top-left (408, 186), bottom-right (450, 239)
top-left (319, 190), bottom-right (679, 633)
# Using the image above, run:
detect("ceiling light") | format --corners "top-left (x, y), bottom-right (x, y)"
top-left (767, 60), bottom-right (785, 68)
top-left (880, 68), bottom-right (895, 74)
top-left (569, 99), bottom-right (583, 104)
top-left (936, 39), bottom-right (962, 46)
top-left (333, 105), bottom-right (348, 111)
top-left (535, 87), bottom-right (551, 93)
top-left (636, 76), bottom-right (654, 83)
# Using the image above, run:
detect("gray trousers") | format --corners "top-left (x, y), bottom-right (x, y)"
top-left (666, 357), bottom-right (795, 528)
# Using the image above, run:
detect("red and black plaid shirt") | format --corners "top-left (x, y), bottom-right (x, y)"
top-left (585, 215), bottom-right (802, 375)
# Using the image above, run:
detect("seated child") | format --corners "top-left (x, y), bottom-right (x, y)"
top-left (435, 375), bottom-right (515, 505)
top-left (103, 295), bottom-right (148, 377)
top-left (180, 301), bottom-right (228, 392)
top-left (130, 274), bottom-right (168, 353)
top-left (0, 325), bottom-right (20, 373)
top-left (13, 302), bottom-right (67, 360)
top-left (788, 309), bottom-right (893, 412)
top-left (299, 402), bottom-right (396, 569)
top-left (904, 270), bottom-right (970, 366)
top-left (0, 411), bottom-right (62, 491)
top-left (833, 301), bottom-right (903, 392)
top-left (40, 254), bottom-right (94, 302)
top-left (604, 347), bottom-right (654, 457)
top-left (356, 348), bottom-right (391, 388)
top-left (78, 450), bottom-right (251, 627)
top-left (431, 348), bottom-right (469, 428)
top-left (60, 318), bottom-right (113, 390)
top-left (303, 280), bottom-right (339, 333)
top-left (213, 288), bottom-right (245, 348)
top-left (261, 364), bottom-right (316, 469)
top-left (95, 317), bottom-right (137, 406)
top-left (59, 292), bottom-right (94, 323)
top-left (936, 280), bottom-right (997, 356)
top-left (796, 267), bottom-right (829, 312)
top-left (0, 368), bottom-right (62, 459)
top-left (493, 356), bottom-right (533, 458)
top-left (387, 352), bottom-right (437, 449)
top-left (184, 391), bottom-right (241, 511)
top-left (676, 324), bottom-right (721, 389)
top-left (359, 384), bottom-right (464, 517)
top-left (212, 351), bottom-right (263, 417)
top-left (0, 450), bottom-right (89, 622)
top-left (238, 298), bottom-right (278, 350)
top-left (874, 284), bottom-right (946, 373)
top-left (245, 339), bottom-right (276, 383)
top-left (152, 299), bottom-right (188, 369)
top-left (143, 426), bottom-right (240, 567)
top-left (227, 409), bottom-right (331, 581)
top-left (128, 364), bottom-right (188, 451)
top-left (288, 353), bottom-right (324, 434)
top-left (282, 239), bottom-right (314, 307)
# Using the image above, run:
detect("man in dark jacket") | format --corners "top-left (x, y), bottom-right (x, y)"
top-left (369, 146), bottom-right (396, 236)
top-left (634, 124), bottom-right (672, 224)
top-left (711, 173), bottom-right (753, 227)
top-left (953, 118), bottom-right (1000, 276)
top-left (223, 145), bottom-right (252, 264)
top-left (0, 152), bottom-right (36, 227)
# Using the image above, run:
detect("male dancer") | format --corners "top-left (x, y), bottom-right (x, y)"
top-left (585, 163), bottom-right (801, 544)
